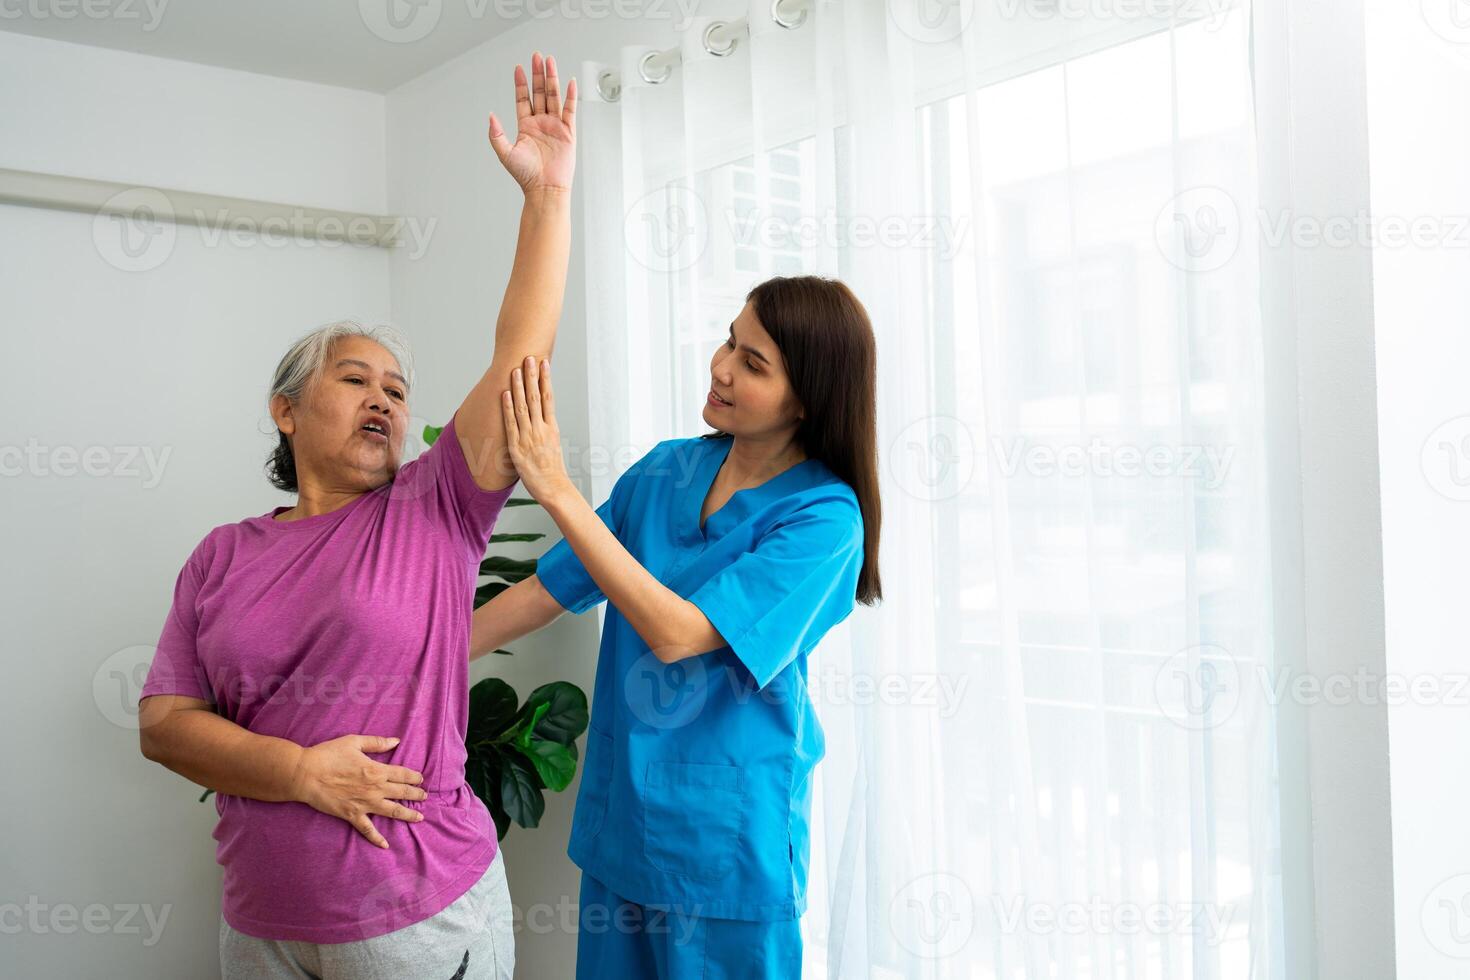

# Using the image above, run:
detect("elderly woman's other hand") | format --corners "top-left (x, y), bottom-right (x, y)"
top-left (290, 734), bottom-right (429, 850)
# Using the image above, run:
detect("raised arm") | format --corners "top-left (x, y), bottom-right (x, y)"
top-left (455, 51), bottom-right (578, 492)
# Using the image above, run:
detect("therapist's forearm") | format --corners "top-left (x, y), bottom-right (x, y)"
top-left (469, 573), bottom-right (565, 661)
top-left (140, 701), bottom-right (304, 803)
top-left (540, 485), bottom-right (723, 660)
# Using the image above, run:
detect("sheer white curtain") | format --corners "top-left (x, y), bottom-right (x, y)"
top-left (574, 1), bottom-right (1286, 976)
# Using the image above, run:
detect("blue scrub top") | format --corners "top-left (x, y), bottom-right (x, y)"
top-left (535, 433), bottom-right (865, 921)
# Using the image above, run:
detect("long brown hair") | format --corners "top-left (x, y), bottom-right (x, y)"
top-left (707, 275), bottom-right (883, 605)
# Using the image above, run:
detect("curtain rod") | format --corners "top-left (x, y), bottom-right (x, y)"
top-left (594, 0), bottom-right (812, 102)
top-left (0, 167), bottom-right (403, 247)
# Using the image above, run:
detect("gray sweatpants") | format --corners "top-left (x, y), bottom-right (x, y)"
top-left (219, 848), bottom-right (514, 980)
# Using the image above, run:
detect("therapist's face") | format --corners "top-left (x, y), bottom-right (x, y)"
top-left (270, 336), bottom-right (410, 490)
top-left (703, 302), bottom-right (804, 441)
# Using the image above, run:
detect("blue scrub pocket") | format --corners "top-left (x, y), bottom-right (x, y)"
top-left (572, 728), bottom-right (614, 842)
top-left (643, 761), bottom-right (745, 881)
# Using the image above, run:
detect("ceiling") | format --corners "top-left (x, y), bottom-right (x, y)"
top-left (0, 0), bottom-right (536, 92)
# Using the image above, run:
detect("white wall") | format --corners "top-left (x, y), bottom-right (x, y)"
top-left (1364, 3), bottom-right (1470, 977)
top-left (0, 31), bottom-right (391, 979)
top-left (0, 32), bottom-right (387, 213)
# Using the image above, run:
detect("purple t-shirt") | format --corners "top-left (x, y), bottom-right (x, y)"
top-left (139, 412), bottom-right (516, 943)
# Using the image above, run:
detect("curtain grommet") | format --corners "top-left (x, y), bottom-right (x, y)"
top-left (703, 21), bottom-right (740, 57)
top-left (596, 69), bottom-right (621, 103)
top-left (638, 51), bottom-right (674, 85)
top-left (773, 0), bottom-right (809, 30)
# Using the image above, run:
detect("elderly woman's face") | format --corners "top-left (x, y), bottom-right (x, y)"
top-left (272, 336), bottom-right (410, 490)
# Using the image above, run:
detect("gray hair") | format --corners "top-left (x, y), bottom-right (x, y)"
top-left (265, 320), bottom-right (415, 492)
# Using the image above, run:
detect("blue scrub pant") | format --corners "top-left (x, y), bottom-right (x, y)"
top-left (575, 872), bottom-right (803, 979)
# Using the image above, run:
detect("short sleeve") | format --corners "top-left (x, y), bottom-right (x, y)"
top-left (535, 442), bottom-right (663, 614)
top-left (393, 410), bottom-right (519, 560)
top-left (536, 493), bottom-right (619, 614)
top-left (687, 496), bottom-right (864, 691)
top-left (139, 554), bottom-right (214, 703)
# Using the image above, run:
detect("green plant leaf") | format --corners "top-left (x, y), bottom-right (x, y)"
top-left (423, 424), bottom-right (443, 446)
top-left (488, 532), bottom-right (546, 544)
top-left (487, 790), bottom-right (511, 840)
top-left (514, 702), bottom-right (551, 751)
top-left (500, 752), bottom-right (545, 829)
top-left (524, 739), bottom-right (578, 793)
top-left (485, 757), bottom-right (513, 840)
top-left (491, 648), bottom-right (514, 656)
top-left (467, 677), bottom-right (519, 745)
top-left (465, 750), bottom-right (492, 802)
top-left (464, 752), bottom-right (514, 840)
top-left (504, 497), bottom-right (539, 507)
top-left (520, 682), bottom-right (589, 745)
top-left (478, 556), bottom-right (537, 582)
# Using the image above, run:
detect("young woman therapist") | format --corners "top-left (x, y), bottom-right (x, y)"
top-left (470, 275), bottom-right (883, 978)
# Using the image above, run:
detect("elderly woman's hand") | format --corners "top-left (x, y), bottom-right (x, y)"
top-left (502, 355), bottom-right (576, 506)
top-left (486, 51), bottom-right (577, 195)
top-left (290, 734), bottom-right (428, 850)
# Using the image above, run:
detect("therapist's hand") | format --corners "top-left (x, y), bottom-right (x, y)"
top-left (502, 355), bottom-right (577, 506)
top-left (290, 735), bottom-right (428, 850)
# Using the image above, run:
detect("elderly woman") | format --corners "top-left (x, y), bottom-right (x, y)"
top-left (136, 52), bottom-right (575, 980)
